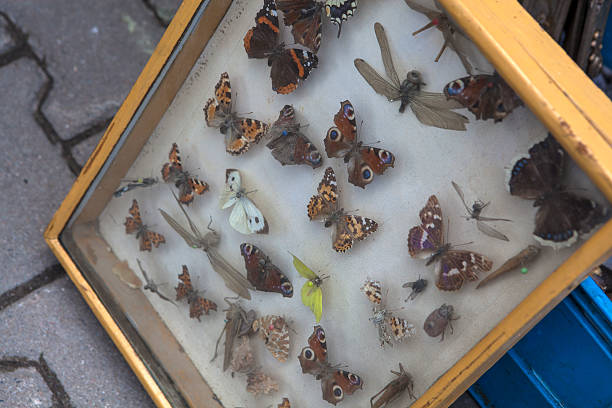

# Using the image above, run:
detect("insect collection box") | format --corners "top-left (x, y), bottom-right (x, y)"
top-left (45, 0), bottom-right (612, 407)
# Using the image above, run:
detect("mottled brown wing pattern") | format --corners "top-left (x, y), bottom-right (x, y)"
top-left (436, 250), bottom-right (493, 291)
top-left (307, 167), bottom-right (338, 221)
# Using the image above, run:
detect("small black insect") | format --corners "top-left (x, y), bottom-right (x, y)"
top-left (402, 277), bottom-right (427, 301)
top-left (423, 304), bottom-right (459, 341)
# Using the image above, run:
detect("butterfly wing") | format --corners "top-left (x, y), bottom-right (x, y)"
top-left (268, 131), bottom-right (323, 168)
top-left (268, 105), bottom-right (301, 140)
top-left (298, 325), bottom-right (328, 374)
top-left (436, 250), bottom-right (493, 291)
top-left (407, 195), bottom-right (444, 258)
top-left (244, 0), bottom-right (279, 59)
top-left (242, 196), bottom-right (269, 234)
top-left (219, 169), bottom-right (241, 209)
top-left (291, 254), bottom-right (318, 280)
top-left (124, 199), bottom-right (142, 235)
top-left (256, 315), bottom-right (291, 362)
top-left (360, 279), bottom-right (383, 304)
top-left (325, 0), bottom-right (358, 37)
top-left (277, 0), bottom-right (322, 52)
top-left (225, 117), bottom-right (269, 156)
top-left (241, 244), bottom-right (292, 297)
top-left (332, 215), bottom-right (378, 253)
top-left (175, 265), bottom-right (193, 301)
top-left (307, 166), bottom-right (339, 221)
top-left (354, 58), bottom-right (401, 101)
top-left (269, 48), bottom-right (318, 95)
top-left (141, 230), bottom-right (165, 252)
top-left (347, 146), bottom-right (395, 188)
top-left (189, 295), bottom-right (218, 321)
top-left (321, 370), bottom-right (364, 405)
top-left (387, 316), bottom-right (416, 341)
top-left (324, 100), bottom-right (358, 158)
top-left (161, 143), bottom-right (184, 182)
top-left (185, 178), bottom-right (209, 202)
top-left (300, 283), bottom-right (323, 323)
top-left (204, 72), bottom-right (232, 128)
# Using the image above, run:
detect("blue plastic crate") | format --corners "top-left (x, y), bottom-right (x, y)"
top-left (469, 277), bottom-right (612, 408)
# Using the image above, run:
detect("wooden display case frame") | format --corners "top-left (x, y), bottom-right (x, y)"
top-left (44, 0), bottom-right (612, 407)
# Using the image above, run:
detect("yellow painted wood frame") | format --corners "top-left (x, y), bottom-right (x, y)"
top-left (45, 0), bottom-right (612, 407)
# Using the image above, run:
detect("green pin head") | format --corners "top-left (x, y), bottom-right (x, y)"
top-left (520, 267), bottom-right (528, 274)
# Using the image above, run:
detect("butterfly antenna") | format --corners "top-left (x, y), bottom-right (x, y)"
top-left (453, 241), bottom-right (474, 248)
top-left (245, 189), bottom-right (258, 196)
top-left (207, 216), bottom-right (215, 231)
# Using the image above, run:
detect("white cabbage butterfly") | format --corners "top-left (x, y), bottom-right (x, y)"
top-left (219, 169), bottom-right (268, 234)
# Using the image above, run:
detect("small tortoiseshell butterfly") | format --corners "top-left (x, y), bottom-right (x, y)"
top-left (161, 143), bottom-right (208, 205)
top-left (124, 199), bottom-right (165, 252)
top-left (175, 265), bottom-right (217, 321)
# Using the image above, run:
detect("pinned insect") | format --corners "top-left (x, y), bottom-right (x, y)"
top-left (174, 265), bottom-right (217, 321)
top-left (452, 181), bottom-right (512, 241)
top-left (423, 304), bottom-right (458, 341)
top-left (476, 245), bottom-right (541, 289)
top-left (291, 253), bottom-right (328, 322)
top-left (113, 177), bottom-right (158, 197)
top-left (230, 337), bottom-right (279, 396)
top-left (159, 191), bottom-right (254, 299)
top-left (370, 363), bottom-right (416, 408)
top-left (402, 277), bottom-right (427, 301)
top-left (137, 259), bottom-right (175, 305)
top-left (252, 315), bottom-right (291, 362)
top-left (354, 22), bottom-right (468, 131)
top-left (404, 0), bottom-right (473, 74)
top-left (211, 297), bottom-right (256, 371)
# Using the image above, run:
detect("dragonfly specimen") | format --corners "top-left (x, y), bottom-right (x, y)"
top-left (159, 191), bottom-right (254, 299)
top-left (452, 181), bottom-right (511, 241)
top-left (354, 22), bottom-right (468, 131)
top-left (137, 259), bottom-right (175, 305)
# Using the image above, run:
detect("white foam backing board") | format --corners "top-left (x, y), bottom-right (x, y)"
top-left (95, 0), bottom-right (607, 406)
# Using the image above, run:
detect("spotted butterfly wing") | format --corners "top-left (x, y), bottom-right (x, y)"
top-left (320, 369), bottom-right (364, 405)
top-left (332, 214), bottom-right (378, 253)
top-left (254, 315), bottom-right (291, 362)
top-left (407, 195), bottom-right (444, 259)
top-left (240, 243), bottom-right (293, 297)
top-left (175, 265), bottom-right (217, 321)
top-left (307, 166), bottom-right (339, 222)
top-left (161, 143), bottom-right (209, 205)
top-left (219, 169), bottom-right (269, 235)
top-left (124, 200), bottom-right (165, 252)
top-left (276, 0), bottom-right (323, 52)
top-left (124, 199), bottom-right (143, 235)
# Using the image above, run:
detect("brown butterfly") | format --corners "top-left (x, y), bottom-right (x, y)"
top-left (370, 363), bottom-right (415, 408)
top-left (174, 265), bottom-right (217, 321)
top-left (124, 199), bottom-right (166, 252)
top-left (252, 315), bottom-right (291, 362)
top-left (444, 74), bottom-right (522, 122)
top-left (240, 243), bottom-right (293, 297)
top-left (307, 167), bottom-right (378, 252)
top-left (277, 398), bottom-right (291, 408)
top-left (325, 100), bottom-right (395, 188)
top-left (161, 143), bottom-right (208, 205)
top-left (354, 22), bottom-right (469, 131)
top-left (298, 325), bottom-right (363, 405)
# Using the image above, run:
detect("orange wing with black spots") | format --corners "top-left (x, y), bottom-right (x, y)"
top-left (161, 143), bottom-right (208, 205)
top-left (140, 230), bottom-right (166, 252)
top-left (175, 265), bottom-right (193, 301)
top-left (332, 215), bottom-right (378, 253)
top-left (189, 297), bottom-right (218, 321)
top-left (307, 167), bottom-right (338, 221)
top-left (175, 265), bottom-right (217, 321)
top-left (124, 199), bottom-right (142, 234)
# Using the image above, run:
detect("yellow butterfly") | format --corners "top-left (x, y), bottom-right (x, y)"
top-left (291, 254), bottom-right (327, 323)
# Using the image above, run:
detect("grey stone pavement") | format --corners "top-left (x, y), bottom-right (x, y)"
top-left (0, 1), bottom-right (484, 407)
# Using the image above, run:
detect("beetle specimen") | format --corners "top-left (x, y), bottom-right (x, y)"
top-left (423, 304), bottom-right (458, 341)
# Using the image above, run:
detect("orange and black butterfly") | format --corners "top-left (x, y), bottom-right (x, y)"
top-left (175, 265), bottom-right (217, 321)
top-left (124, 199), bottom-right (166, 252)
top-left (161, 143), bottom-right (209, 205)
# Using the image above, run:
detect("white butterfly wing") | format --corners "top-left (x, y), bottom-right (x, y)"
top-left (228, 200), bottom-right (251, 234)
top-left (219, 169), bottom-right (242, 209)
top-left (242, 196), bottom-right (268, 234)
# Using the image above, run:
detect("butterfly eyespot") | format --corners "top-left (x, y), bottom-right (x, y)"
top-left (448, 80), bottom-right (465, 95)
top-left (302, 347), bottom-right (315, 360)
top-left (378, 150), bottom-right (392, 163)
top-left (242, 244), bottom-right (253, 255)
top-left (347, 373), bottom-right (361, 385)
top-left (327, 127), bottom-right (341, 141)
top-left (361, 165), bottom-right (373, 181)
top-left (332, 385), bottom-right (344, 399)
top-left (281, 282), bottom-right (293, 296)
top-left (496, 102), bottom-right (505, 112)
top-left (316, 328), bottom-right (326, 343)
top-left (343, 103), bottom-right (355, 120)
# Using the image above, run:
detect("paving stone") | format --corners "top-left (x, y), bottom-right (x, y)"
top-left (71, 131), bottom-right (103, 168)
top-left (2, 0), bottom-right (165, 140)
top-left (0, 58), bottom-right (74, 294)
top-left (0, 13), bottom-right (16, 54)
top-left (0, 367), bottom-right (53, 407)
top-left (0, 277), bottom-right (156, 408)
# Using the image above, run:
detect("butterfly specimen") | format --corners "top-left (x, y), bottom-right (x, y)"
top-left (407, 195), bottom-right (493, 291)
top-left (252, 315), bottom-right (291, 362)
top-left (159, 192), bottom-right (253, 299)
top-left (292, 253), bottom-right (327, 322)
top-left (230, 337), bottom-right (280, 395)
top-left (325, 100), bottom-right (396, 188)
top-left (278, 398), bottom-right (291, 408)
top-left (161, 143), bottom-right (209, 205)
top-left (443, 74), bottom-right (522, 122)
top-left (404, 0), bottom-right (473, 74)
top-left (244, 0), bottom-right (318, 94)
top-left (204, 72), bottom-right (269, 155)
top-left (174, 265), bottom-right (217, 321)
top-left (113, 177), bottom-right (158, 198)
top-left (476, 245), bottom-right (541, 289)
top-left (124, 199), bottom-right (166, 252)
top-left (136, 260), bottom-right (175, 305)
top-left (308, 167), bottom-right (378, 252)
top-left (451, 181), bottom-right (511, 241)
top-left (423, 304), bottom-right (458, 341)
top-left (219, 169), bottom-right (268, 235)
top-left (507, 135), bottom-right (608, 248)
top-left (267, 105), bottom-right (323, 168)
top-left (354, 22), bottom-right (469, 131)
top-left (370, 363), bottom-right (415, 408)
top-left (212, 297), bottom-right (256, 371)
top-left (299, 325), bottom-right (364, 405)
top-left (402, 277), bottom-right (427, 301)
top-left (361, 280), bottom-right (415, 348)
top-left (277, 0), bottom-right (358, 52)
top-left (240, 243), bottom-right (293, 297)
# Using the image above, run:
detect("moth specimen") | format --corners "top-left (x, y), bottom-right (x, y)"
top-left (361, 280), bottom-right (415, 348)
top-left (277, 0), bottom-right (358, 52)
top-left (159, 192), bottom-right (253, 299)
top-left (137, 259), bottom-right (175, 305)
top-left (204, 72), bottom-right (269, 155)
top-left (123, 199), bottom-right (165, 252)
top-left (267, 105), bottom-right (323, 168)
top-left (252, 315), bottom-right (291, 362)
top-left (219, 169), bottom-right (269, 235)
top-left (402, 277), bottom-right (427, 301)
top-left (308, 167), bottom-right (378, 252)
top-left (370, 363), bottom-right (415, 408)
top-left (476, 245), bottom-right (541, 289)
top-left (161, 143), bottom-right (208, 205)
top-left (298, 325), bottom-right (364, 405)
top-left (507, 135), bottom-right (608, 248)
top-left (113, 177), bottom-right (158, 197)
top-left (174, 265), bottom-right (217, 321)
top-left (407, 195), bottom-right (493, 291)
top-left (292, 253), bottom-right (328, 322)
top-left (241, 243), bottom-right (293, 297)
top-left (212, 297), bottom-right (256, 371)
top-left (444, 74), bottom-right (522, 122)
top-left (230, 337), bottom-right (279, 395)
top-left (404, 0), bottom-right (473, 74)
top-left (325, 100), bottom-right (396, 188)
top-left (354, 22), bottom-right (468, 131)
top-left (423, 304), bottom-right (458, 341)
top-left (452, 181), bottom-right (511, 241)
top-left (277, 398), bottom-right (291, 408)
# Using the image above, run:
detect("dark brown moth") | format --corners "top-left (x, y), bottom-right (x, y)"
top-left (423, 304), bottom-right (458, 341)
top-left (404, 0), bottom-right (473, 74)
top-left (354, 22), bottom-right (468, 131)
top-left (476, 245), bottom-right (541, 289)
top-left (159, 191), bottom-right (254, 299)
top-left (402, 277), bottom-right (427, 301)
top-left (370, 363), bottom-right (416, 408)
top-left (211, 297), bottom-right (256, 371)
top-left (137, 259), bottom-right (175, 305)
top-left (452, 181), bottom-right (512, 241)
